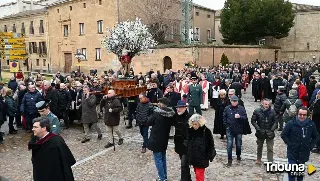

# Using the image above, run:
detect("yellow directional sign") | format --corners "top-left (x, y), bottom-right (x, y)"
top-left (1, 49), bottom-right (26, 55)
top-left (2, 55), bottom-right (27, 60)
top-left (0, 32), bottom-right (25, 38)
top-left (0, 44), bottom-right (26, 49)
top-left (0, 38), bottom-right (25, 44)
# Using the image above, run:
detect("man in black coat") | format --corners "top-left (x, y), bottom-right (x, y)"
top-left (260, 73), bottom-right (272, 99)
top-left (58, 83), bottom-right (72, 129)
top-left (252, 74), bottom-right (262, 102)
top-left (28, 117), bottom-right (76, 181)
top-left (147, 97), bottom-right (175, 181)
top-left (43, 80), bottom-right (60, 118)
top-left (274, 86), bottom-right (287, 131)
top-left (229, 78), bottom-right (243, 98)
top-left (173, 100), bottom-right (192, 181)
top-left (147, 81), bottom-right (163, 104)
top-left (135, 92), bottom-right (154, 153)
top-left (251, 99), bottom-right (277, 164)
top-left (307, 76), bottom-right (317, 101)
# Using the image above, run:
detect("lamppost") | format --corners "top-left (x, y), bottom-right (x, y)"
top-left (74, 52), bottom-right (85, 72)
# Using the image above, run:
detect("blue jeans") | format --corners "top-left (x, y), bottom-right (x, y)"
top-left (226, 128), bottom-right (242, 160)
top-left (288, 159), bottom-right (304, 181)
top-left (153, 151), bottom-right (167, 181)
top-left (139, 125), bottom-right (149, 148)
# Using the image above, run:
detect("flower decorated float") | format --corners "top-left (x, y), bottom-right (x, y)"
top-left (102, 18), bottom-right (157, 97)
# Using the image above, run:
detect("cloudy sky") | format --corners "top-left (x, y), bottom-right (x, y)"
top-left (1, 0), bottom-right (320, 10)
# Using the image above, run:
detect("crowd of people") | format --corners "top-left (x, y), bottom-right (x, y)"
top-left (0, 60), bottom-right (320, 181)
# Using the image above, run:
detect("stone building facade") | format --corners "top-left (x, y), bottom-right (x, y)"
top-left (191, 3), bottom-right (215, 43)
top-left (214, 10), bottom-right (223, 45)
top-left (0, 8), bottom-right (50, 72)
top-left (46, 0), bottom-right (218, 73)
top-left (47, 0), bottom-right (119, 73)
top-left (268, 5), bottom-right (320, 63)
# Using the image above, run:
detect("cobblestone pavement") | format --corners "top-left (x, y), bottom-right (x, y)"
top-left (1, 86), bottom-right (320, 181)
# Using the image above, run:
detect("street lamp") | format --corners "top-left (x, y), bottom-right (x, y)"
top-left (74, 52), bottom-right (85, 72)
top-left (312, 55), bottom-right (316, 63)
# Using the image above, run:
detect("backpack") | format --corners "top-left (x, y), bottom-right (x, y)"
top-left (286, 100), bottom-right (298, 117)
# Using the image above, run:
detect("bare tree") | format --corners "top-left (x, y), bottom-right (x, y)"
top-left (129, 0), bottom-right (182, 44)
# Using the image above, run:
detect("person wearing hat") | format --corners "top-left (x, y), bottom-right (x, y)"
top-left (36, 99), bottom-right (61, 135)
top-left (274, 86), bottom-right (287, 131)
top-left (188, 77), bottom-right (203, 115)
top-left (173, 100), bottom-right (192, 181)
top-left (147, 97), bottom-right (175, 181)
top-left (223, 95), bottom-right (247, 166)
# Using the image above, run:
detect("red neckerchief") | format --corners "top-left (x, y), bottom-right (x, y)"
top-left (36, 133), bottom-right (58, 145)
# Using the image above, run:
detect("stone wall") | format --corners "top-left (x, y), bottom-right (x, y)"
top-left (213, 47), bottom-right (278, 65)
top-left (268, 11), bottom-right (320, 62)
top-left (130, 46), bottom-right (279, 74)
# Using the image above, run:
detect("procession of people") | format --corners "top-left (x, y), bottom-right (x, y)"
top-left (0, 60), bottom-right (320, 181)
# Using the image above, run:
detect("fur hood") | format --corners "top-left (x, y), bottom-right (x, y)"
top-left (154, 107), bottom-right (175, 118)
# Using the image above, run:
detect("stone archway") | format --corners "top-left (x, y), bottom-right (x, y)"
top-left (163, 56), bottom-right (172, 72)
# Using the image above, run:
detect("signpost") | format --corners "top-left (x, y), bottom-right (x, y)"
top-left (1, 44), bottom-right (26, 49)
top-left (0, 38), bottom-right (25, 44)
top-left (2, 55), bottom-right (27, 60)
top-left (9, 61), bottom-right (19, 73)
top-left (1, 50), bottom-right (27, 55)
top-left (0, 32), bottom-right (27, 79)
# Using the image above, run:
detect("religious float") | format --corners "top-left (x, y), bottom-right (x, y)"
top-left (102, 18), bottom-right (157, 97)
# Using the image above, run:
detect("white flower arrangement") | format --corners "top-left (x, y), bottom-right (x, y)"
top-left (102, 18), bottom-right (157, 58)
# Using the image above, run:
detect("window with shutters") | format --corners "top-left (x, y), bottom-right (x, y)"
top-left (97, 20), bottom-right (103, 33)
top-left (79, 23), bottom-right (84, 35)
top-left (29, 42), bottom-right (32, 53)
top-left (30, 21), bottom-right (34, 34)
top-left (95, 48), bottom-right (101, 61)
top-left (21, 22), bottom-right (25, 33)
top-left (39, 20), bottom-right (44, 34)
top-left (32, 42), bottom-right (37, 53)
top-left (12, 24), bottom-right (16, 33)
top-left (81, 48), bottom-right (87, 60)
top-left (63, 25), bottom-right (68, 37)
top-left (39, 42), bottom-right (47, 54)
top-left (4, 25), bottom-right (7, 32)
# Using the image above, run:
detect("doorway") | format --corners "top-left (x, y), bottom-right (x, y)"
top-left (64, 53), bottom-right (72, 73)
top-left (163, 56), bottom-right (172, 72)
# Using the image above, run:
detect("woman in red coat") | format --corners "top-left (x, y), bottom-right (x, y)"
top-left (296, 79), bottom-right (309, 107)
top-left (16, 70), bottom-right (24, 81)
